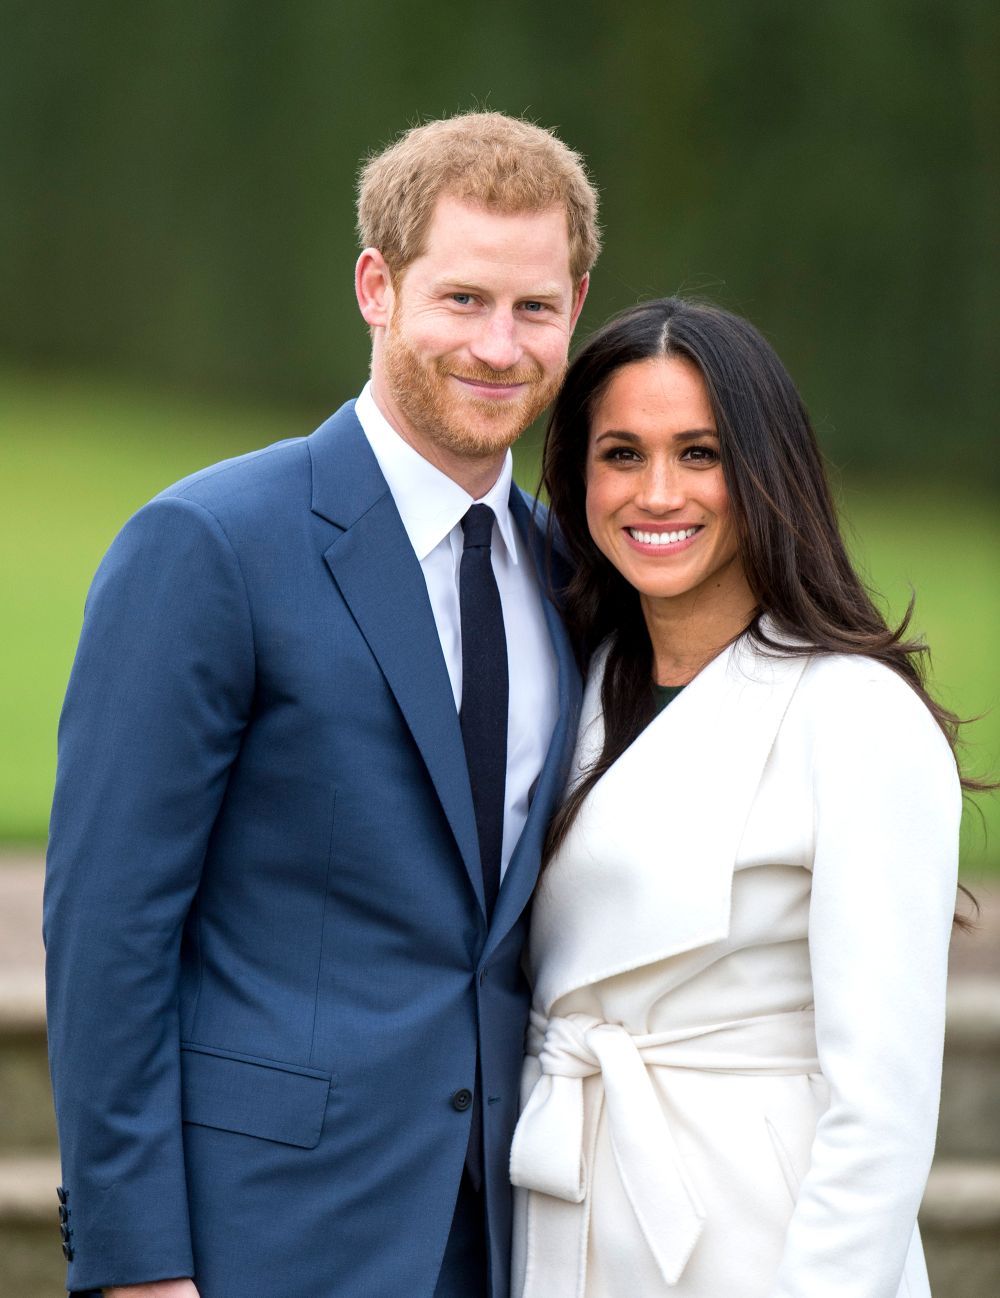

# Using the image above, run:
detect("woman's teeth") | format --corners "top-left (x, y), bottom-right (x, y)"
top-left (627, 527), bottom-right (699, 546)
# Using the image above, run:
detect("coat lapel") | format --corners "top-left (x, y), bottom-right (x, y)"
top-left (484, 491), bottom-right (583, 958)
top-left (309, 403), bottom-right (484, 913)
top-left (531, 634), bottom-right (808, 1012)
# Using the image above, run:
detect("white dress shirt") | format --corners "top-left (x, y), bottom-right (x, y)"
top-left (355, 382), bottom-right (559, 880)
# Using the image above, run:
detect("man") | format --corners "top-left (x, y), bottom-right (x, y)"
top-left (44, 112), bottom-right (599, 1298)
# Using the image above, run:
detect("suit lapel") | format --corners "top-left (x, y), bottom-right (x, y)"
top-left (531, 634), bottom-right (807, 1012)
top-left (309, 404), bottom-right (484, 913)
top-left (485, 491), bottom-right (583, 958)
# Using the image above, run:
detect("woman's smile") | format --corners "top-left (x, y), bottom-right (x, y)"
top-left (623, 524), bottom-right (702, 552)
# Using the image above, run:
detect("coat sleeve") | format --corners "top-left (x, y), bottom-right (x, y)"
top-left (770, 661), bottom-right (962, 1298)
top-left (44, 493), bottom-right (256, 1292)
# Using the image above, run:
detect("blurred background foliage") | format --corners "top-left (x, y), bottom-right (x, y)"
top-left (1, 0), bottom-right (997, 864)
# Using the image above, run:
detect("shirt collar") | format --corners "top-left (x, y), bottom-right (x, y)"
top-left (355, 382), bottom-right (520, 564)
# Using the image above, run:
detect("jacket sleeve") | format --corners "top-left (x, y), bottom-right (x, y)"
top-left (44, 494), bottom-right (255, 1292)
top-left (771, 662), bottom-right (962, 1298)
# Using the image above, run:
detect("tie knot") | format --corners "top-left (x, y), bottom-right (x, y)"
top-left (462, 503), bottom-right (496, 551)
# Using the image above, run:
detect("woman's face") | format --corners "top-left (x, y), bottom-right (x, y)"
top-left (585, 355), bottom-right (746, 611)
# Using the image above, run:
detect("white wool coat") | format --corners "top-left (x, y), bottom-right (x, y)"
top-left (510, 635), bottom-right (961, 1298)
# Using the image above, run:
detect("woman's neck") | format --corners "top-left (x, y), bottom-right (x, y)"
top-left (640, 564), bottom-right (758, 686)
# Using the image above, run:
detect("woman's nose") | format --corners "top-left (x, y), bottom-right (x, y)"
top-left (635, 464), bottom-right (685, 514)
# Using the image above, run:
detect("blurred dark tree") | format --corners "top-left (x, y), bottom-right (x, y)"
top-left (1, 0), bottom-right (997, 481)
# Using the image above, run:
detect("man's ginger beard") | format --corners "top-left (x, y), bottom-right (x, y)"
top-left (381, 300), bottom-right (566, 460)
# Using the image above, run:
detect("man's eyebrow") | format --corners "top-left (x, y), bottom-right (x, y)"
top-left (592, 427), bottom-right (718, 445)
top-left (518, 284), bottom-right (568, 301)
top-left (431, 278), bottom-right (568, 301)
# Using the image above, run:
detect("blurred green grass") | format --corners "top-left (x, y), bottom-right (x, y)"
top-left (2, 365), bottom-right (997, 871)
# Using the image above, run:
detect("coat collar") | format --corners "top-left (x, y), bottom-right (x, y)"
top-left (309, 402), bottom-right (581, 937)
top-left (530, 631), bottom-right (808, 1012)
top-left (309, 399), bottom-right (390, 530)
top-left (310, 402), bottom-right (484, 909)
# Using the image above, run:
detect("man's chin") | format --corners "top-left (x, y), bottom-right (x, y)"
top-left (454, 394), bottom-right (554, 447)
top-left (436, 420), bottom-right (526, 460)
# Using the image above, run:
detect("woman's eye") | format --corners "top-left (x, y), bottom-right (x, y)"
top-left (682, 445), bottom-right (719, 463)
top-left (601, 446), bottom-right (640, 463)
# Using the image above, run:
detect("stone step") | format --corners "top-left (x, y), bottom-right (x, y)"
top-left (938, 978), bottom-right (1000, 1161)
top-left (0, 1152), bottom-right (60, 1224)
top-left (2, 858), bottom-right (998, 1297)
top-left (0, 1152), bottom-right (996, 1298)
top-left (0, 1153), bottom-right (68, 1298)
top-left (0, 971), bottom-right (54, 1153)
top-left (920, 1159), bottom-right (1000, 1296)
top-left (1, 963), bottom-right (999, 1158)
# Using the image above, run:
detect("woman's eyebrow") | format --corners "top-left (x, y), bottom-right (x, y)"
top-left (673, 428), bottom-right (718, 442)
top-left (592, 429), bottom-right (641, 445)
top-left (592, 427), bottom-right (717, 445)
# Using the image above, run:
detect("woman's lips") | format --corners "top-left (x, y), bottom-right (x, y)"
top-left (623, 525), bottom-right (702, 554)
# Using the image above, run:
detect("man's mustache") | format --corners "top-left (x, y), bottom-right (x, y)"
top-left (439, 360), bottom-right (545, 387)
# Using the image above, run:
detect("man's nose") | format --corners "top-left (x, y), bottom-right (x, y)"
top-left (469, 312), bottom-right (522, 372)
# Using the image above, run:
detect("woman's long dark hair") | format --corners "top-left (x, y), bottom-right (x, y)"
top-left (542, 298), bottom-right (985, 912)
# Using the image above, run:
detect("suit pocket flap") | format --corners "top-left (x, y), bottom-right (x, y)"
top-left (181, 1043), bottom-right (332, 1149)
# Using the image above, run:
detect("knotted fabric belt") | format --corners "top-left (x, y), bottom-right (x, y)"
top-left (510, 1008), bottom-right (819, 1298)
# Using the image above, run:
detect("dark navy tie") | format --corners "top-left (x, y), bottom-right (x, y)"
top-left (459, 503), bottom-right (508, 922)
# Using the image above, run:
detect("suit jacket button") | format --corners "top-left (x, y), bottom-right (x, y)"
top-left (56, 1185), bottom-right (68, 1204)
top-left (62, 1241), bottom-right (74, 1260)
top-left (451, 1088), bottom-right (473, 1112)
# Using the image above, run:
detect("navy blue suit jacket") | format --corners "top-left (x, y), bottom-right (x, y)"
top-left (44, 401), bottom-right (582, 1298)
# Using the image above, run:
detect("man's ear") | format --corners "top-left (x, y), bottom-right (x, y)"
top-left (355, 249), bottom-right (394, 328)
top-left (569, 273), bottom-right (590, 333)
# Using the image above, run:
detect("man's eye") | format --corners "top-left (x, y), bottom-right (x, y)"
top-left (522, 301), bottom-right (545, 313)
top-left (451, 293), bottom-right (473, 305)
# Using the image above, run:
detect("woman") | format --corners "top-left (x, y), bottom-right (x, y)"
top-left (510, 298), bottom-right (969, 1298)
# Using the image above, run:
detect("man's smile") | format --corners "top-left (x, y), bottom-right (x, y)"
top-left (452, 374), bottom-right (530, 400)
